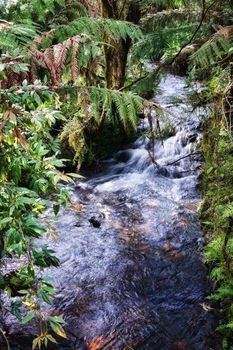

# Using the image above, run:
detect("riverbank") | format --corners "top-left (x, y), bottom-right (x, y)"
top-left (201, 111), bottom-right (233, 349)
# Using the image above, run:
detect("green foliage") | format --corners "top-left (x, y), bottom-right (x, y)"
top-left (89, 87), bottom-right (144, 129)
top-left (142, 9), bottom-right (200, 32)
top-left (1, 0), bottom-right (66, 23)
top-left (1, 0), bottom-right (233, 349)
top-left (201, 122), bottom-right (233, 349)
top-left (0, 83), bottom-right (70, 347)
top-left (43, 17), bottom-right (143, 46)
top-left (59, 86), bottom-right (145, 169)
top-left (190, 33), bottom-right (233, 68)
top-left (141, 0), bottom-right (186, 8)
top-left (0, 20), bottom-right (37, 55)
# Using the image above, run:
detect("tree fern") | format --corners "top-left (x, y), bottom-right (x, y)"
top-left (141, 0), bottom-right (186, 9)
top-left (190, 26), bottom-right (233, 68)
top-left (131, 24), bottom-right (200, 62)
top-left (87, 87), bottom-right (144, 130)
top-left (0, 20), bottom-right (37, 55)
top-left (45, 17), bottom-right (143, 46)
top-left (59, 86), bottom-right (148, 168)
top-left (3, 0), bottom-right (66, 22)
top-left (142, 9), bottom-right (202, 32)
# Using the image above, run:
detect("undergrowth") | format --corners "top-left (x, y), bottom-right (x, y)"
top-left (201, 117), bottom-right (233, 349)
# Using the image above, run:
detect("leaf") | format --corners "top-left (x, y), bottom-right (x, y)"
top-left (46, 334), bottom-right (57, 344)
top-left (17, 197), bottom-right (36, 205)
top-left (22, 301), bottom-right (37, 309)
top-left (60, 174), bottom-right (74, 183)
top-left (32, 337), bottom-right (39, 350)
top-left (39, 290), bottom-right (52, 304)
top-left (21, 311), bottom-right (36, 324)
top-left (42, 284), bottom-right (56, 293)
top-left (18, 289), bottom-right (29, 294)
top-left (49, 320), bottom-right (67, 338)
top-left (9, 111), bottom-right (17, 124)
top-left (0, 63), bottom-right (6, 71)
top-left (0, 217), bottom-right (12, 225)
top-left (66, 173), bottom-right (84, 179)
top-left (48, 316), bottom-right (65, 324)
top-left (11, 301), bottom-right (22, 321)
top-left (206, 167), bottom-right (214, 175)
top-left (34, 92), bottom-right (41, 105)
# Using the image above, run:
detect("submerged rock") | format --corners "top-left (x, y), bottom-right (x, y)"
top-left (89, 216), bottom-right (101, 228)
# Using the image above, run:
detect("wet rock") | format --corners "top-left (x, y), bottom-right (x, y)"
top-left (74, 221), bottom-right (82, 227)
top-left (89, 217), bottom-right (101, 228)
top-left (157, 166), bottom-right (169, 177)
top-left (172, 43), bottom-right (202, 74)
top-left (115, 150), bottom-right (131, 163)
top-left (188, 134), bottom-right (198, 143)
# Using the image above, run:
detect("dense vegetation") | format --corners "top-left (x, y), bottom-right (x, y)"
top-left (0, 0), bottom-right (233, 348)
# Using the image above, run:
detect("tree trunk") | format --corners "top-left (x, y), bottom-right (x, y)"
top-left (101, 0), bottom-right (141, 89)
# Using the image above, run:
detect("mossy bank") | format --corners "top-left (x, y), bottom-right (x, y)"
top-left (200, 111), bottom-right (233, 349)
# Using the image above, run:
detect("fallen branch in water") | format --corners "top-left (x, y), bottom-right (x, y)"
top-left (166, 151), bottom-right (201, 166)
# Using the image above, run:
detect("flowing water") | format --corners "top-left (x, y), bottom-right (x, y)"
top-left (1, 73), bottom-right (221, 349)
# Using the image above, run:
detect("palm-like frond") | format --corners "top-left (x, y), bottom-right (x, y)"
top-left (31, 34), bottom-right (90, 86)
top-left (190, 26), bottom-right (233, 67)
top-left (131, 23), bottom-right (200, 62)
top-left (4, 0), bottom-right (65, 22)
top-left (0, 20), bottom-right (37, 53)
top-left (142, 9), bottom-right (201, 32)
top-left (141, 0), bottom-right (186, 9)
top-left (88, 86), bottom-right (144, 130)
top-left (59, 85), bottom-right (147, 168)
top-left (43, 17), bottom-right (143, 46)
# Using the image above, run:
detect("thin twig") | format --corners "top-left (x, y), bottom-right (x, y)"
top-left (119, 65), bottom-right (163, 92)
top-left (118, 74), bottom-right (147, 91)
top-left (166, 151), bottom-right (201, 166)
top-left (170, 0), bottom-right (219, 66)
top-left (0, 328), bottom-right (10, 350)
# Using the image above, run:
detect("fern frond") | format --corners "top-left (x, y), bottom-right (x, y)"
top-left (141, 0), bottom-right (186, 9)
top-left (0, 20), bottom-right (37, 55)
top-left (31, 34), bottom-right (91, 85)
top-left (68, 2), bottom-right (89, 17)
top-left (190, 26), bottom-right (233, 68)
top-left (49, 17), bottom-right (143, 45)
top-left (59, 118), bottom-right (87, 170)
top-left (88, 87), bottom-right (144, 130)
top-left (142, 9), bottom-right (201, 32)
top-left (131, 23), bottom-right (199, 62)
top-left (9, 0), bottom-right (66, 22)
top-left (59, 85), bottom-right (147, 169)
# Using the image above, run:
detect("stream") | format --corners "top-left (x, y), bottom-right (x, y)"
top-left (1, 72), bottom-right (221, 349)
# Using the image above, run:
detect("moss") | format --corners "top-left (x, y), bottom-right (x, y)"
top-left (83, 122), bottom-right (133, 170)
top-left (200, 113), bottom-right (233, 349)
top-left (59, 114), bottom-right (134, 171)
